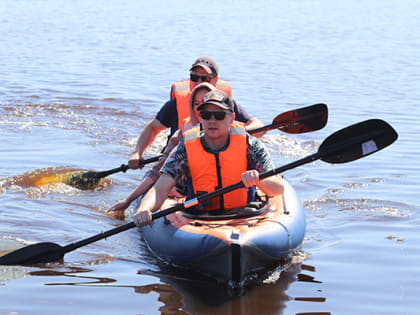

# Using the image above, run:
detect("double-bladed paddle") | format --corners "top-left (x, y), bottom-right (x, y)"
top-left (63, 103), bottom-right (328, 190)
top-left (0, 118), bottom-right (397, 266)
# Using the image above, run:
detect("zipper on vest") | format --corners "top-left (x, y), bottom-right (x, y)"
top-left (214, 153), bottom-right (225, 210)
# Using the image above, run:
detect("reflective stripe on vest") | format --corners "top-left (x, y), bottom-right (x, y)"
top-left (170, 79), bottom-right (232, 130)
top-left (184, 121), bottom-right (248, 211)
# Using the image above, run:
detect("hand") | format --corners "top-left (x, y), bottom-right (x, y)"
top-left (108, 199), bottom-right (130, 212)
top-left (241, 170), bottom-right (260, 188)
top-left (128, 152), bottom-right (144, 169)
top-left (106, 199), bottom-right (130, 220)
top-left (134, 209), bottom-right (154, 227)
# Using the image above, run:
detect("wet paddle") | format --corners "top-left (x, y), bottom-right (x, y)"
top-left (63, 155), bottom-right (162, 190)
top-left (63, 103), bottom-right (328, 190)
top-left (0, 119), bottom-right (397, 266)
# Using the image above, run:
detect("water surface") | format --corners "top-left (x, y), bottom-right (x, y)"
top-left (1, 0), bottom-right (419, 314)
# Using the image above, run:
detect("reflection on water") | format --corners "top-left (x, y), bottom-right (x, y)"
top-left (21, 260), bottom-right (318, 315)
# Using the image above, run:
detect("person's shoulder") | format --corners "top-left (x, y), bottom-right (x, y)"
top-left (156, 98), bottom-right (177, 122)
top-left (231, 99), bottom-right (252, 122)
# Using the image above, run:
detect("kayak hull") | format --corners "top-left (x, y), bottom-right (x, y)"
top-left (141, 179), bottom-right (305, 286)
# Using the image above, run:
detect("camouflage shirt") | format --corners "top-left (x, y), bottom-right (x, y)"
top-left (161, 133), bottom-right (275, 195)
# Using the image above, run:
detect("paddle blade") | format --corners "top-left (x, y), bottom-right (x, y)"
top-left (0, 242), bottom-right (65, 266)
top-left (319, 119), bottom-right (398, 164)
top-left (62, 171), bottom-right (102, 190)
top-left (273, 103), bottom-right (328, 134)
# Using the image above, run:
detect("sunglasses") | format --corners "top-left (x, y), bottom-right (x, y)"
top-left (200, 110), bottom-right (230, 121)
top-left (190, 73), bottom-right (213, 82)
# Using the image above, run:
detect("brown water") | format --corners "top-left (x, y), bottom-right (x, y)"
top-left (1, 0), bottom-right (419, 314)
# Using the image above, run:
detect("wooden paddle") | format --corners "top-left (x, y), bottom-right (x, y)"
top-left (0, 118), bottom-right (397, 266)
top-left (61, 103), bottom-right (328, 190)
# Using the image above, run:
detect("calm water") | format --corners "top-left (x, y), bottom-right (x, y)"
top-left (1, 0), bottom-right (419, 314)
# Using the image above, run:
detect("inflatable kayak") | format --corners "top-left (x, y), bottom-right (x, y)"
top-left (141, 179), bottom-right (305, 286)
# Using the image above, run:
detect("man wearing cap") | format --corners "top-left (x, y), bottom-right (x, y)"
top-left (133, 89), bottom-right (284, 227)
top-left (128, 56), bottom-right (263, 169)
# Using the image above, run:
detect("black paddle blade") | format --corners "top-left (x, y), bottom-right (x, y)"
top-left (0, 242), bottom-right (65, 266)
top-left (274, 103), bottom-right (328, 134)
top-left (319, 119), bottom-right (398, 164)
top-left (63, 164), bottom-right (129, 190)
top-left (63, 171), bottom-right (102, 190)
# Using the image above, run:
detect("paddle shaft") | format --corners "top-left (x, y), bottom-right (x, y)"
top-left (87, 103), bottom-right (327, 180)
top-left (88, 119), bottom-right (287, 181)
top-left (248, 120), bottom-right (289, 134)
top-left (144, 124), bottom-right (390, 218)
top-left (94, 155), bottom-right (162, 179)
top-left (63, 204), bottom-right (185, 254)
top-left (61, 148), bottom-right (331, 254)
top-left (62, 124), bottom-right (388, 253)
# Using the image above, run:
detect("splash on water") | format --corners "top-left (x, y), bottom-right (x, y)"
top-left (0, 167), bottom-right (111, 195)
top-left (304, 194), bottom-right (410, 218)
top-left (262, 133), bottom-right (320, 159)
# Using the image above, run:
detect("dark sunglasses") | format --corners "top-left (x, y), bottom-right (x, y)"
top-left (200, 110), bottom-right (230, 121)
top-left (190, 73), bottom-right (213, 82)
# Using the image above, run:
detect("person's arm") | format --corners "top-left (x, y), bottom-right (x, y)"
top-left (243, 134), bottom-right (283, 195)
top-left (244, 117), bottom-right (265, 137)
top-left (109, 131), bottom-right (183, 218)
top-left (107, 175), bottom-right (155, 213)
top-left (128, 118), bottom-right (167, 169)
top-left (133, 173), bottom-right (176, 227)
top-left (134, 136), bottom-right (188, 227)
top-left (232, 100), bottom-right (265, 137)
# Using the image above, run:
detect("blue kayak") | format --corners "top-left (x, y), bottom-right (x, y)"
top-left (141, 179), bottom-right (306, 286)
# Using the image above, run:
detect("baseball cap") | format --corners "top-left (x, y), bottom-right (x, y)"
top-left (190, 56), bottom-right (219, 76)
top-left (197, 90), bottom-right (234, 112)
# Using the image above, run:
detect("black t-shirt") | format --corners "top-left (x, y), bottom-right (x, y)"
top-left (156, 98), bottom-right (252, 137)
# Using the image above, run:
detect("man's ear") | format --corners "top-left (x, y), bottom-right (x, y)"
top-left (231, 112), bottom-right (236, 123)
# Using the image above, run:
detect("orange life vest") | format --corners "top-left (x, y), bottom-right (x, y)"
top-left (183, 121), bottom-right (250, 211)
top-left (170, 79), bottom-right (232, 130)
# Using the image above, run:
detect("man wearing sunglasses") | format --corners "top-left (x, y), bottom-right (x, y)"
top-left (128, 56), bottom-right (263, 169)
top-left (133, 90), bottom-right (283, 227)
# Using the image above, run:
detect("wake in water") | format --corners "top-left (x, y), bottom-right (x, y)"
top-left (261, 133), bottom-right (320, 160)
top-left (0, 102), bottom-right (148, 148)
top-left (0, 167), bottom-right (111, 196)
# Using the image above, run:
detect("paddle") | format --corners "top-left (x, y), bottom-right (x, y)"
top-left (63, 155), bottom-right (162, 190)
top-left (63, 103), bottom-right (328, 190)
top-left (0, 118), bottom-right (397, 266)
top-left (249, 103), bottom-right (328, 135)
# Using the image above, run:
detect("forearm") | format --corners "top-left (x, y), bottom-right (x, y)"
top-left (256, 174), bottom-right (284, 196)
top-left (124, 176), bottom-right (155, 204)
top-left (245, 117), bottom-right (265, 137)
top-left (134, 123), bottom-right (160, 156)
top-left (136, 174), bottom-right (175, 213)
top-left (136, 187), bottom-right (161, 213)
